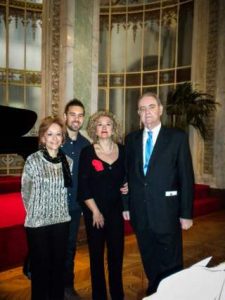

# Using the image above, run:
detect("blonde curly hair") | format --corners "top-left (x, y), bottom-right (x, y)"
top-left (87, 110), bottom-right (122, 144)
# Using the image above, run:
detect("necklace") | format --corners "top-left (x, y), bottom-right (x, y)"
top-left (97, 142), bottom-right (114, 155)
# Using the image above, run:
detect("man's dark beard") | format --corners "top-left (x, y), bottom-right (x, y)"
top-left (67, 123), bottom-right (81, 132)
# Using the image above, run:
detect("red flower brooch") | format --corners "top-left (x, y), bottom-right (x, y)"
top-left (92, 159), bottom-right (104, 172)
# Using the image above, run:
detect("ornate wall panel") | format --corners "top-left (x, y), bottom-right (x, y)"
top-left (203, 0), bottom-right (218, 175)
top-left (42, 0), bottom-right (61, 117)
top-left (50, 0), bottom-right (61, 116)
top-left (211, 0), bottom-right (225, 188)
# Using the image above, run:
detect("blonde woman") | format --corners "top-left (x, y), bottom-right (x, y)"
top-left (78, 111), bottom-right (128, 300)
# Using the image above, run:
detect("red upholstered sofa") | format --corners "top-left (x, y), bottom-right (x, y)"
top-left (0, 191), bottom-right (28, 271)
top-left (0, 176), bottom-right (22, 194)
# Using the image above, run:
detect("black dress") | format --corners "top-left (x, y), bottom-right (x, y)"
top-left (78, 144), bottom-right (126, 300)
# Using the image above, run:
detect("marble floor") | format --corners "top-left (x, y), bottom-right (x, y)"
top-left (0, 209), bottom-right (225, 300)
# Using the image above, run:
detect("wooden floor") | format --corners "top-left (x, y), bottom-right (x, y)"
top-left (0, 210), bottom-right (225, 300)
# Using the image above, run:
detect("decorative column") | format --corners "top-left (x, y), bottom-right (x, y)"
top-left (41, 0), bottom-right (99, 120)
top-left (58, 0), bottom-right (75, 116)
top-left (73, 0), bottom-right (99, 123)
top-left (42, 0), bottom-right (62, 117)
top-left (190, 0), bottom-right (210, 183)
top-left (213, 0), bottom-right (225, 188)
top-left (191, 0), bottom-right (225, 188)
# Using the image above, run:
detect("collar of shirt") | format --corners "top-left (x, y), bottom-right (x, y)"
top-left (65, 132), bottom-right (79, 144)
top-left (143, 123), bottom-right (161, 147)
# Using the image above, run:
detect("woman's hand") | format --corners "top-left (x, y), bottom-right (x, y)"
top-left (180, 218), bottom-right (193, 230)
top-left (120, 182), bottom-right (128, 195)
top-left (122, 210), bottom-right (130, 221)
top-left (93, 209), bottom-right (104, 228)
top-left (84, 198), bottom-right (104, 229)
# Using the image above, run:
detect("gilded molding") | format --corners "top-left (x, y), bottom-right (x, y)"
top-left (50, 0), bottom-right (61, 116)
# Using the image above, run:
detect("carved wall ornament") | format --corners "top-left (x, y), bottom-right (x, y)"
top-left (0, 1), bottom-right (42, 40)
top-left (100, 4), bottom-right (177, 42)
top-left (50, 0), bottom-right (61, 117)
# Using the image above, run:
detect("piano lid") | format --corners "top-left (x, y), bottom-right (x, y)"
top-left (0, 105), bottom-right (37, 136)
top-left (0, 105), bottom-right (38, 159)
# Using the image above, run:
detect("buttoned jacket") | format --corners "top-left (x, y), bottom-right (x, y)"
top-left (125, 126), bottom-right (194, 234)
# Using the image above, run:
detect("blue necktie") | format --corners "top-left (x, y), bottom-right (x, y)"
top-left (144, 131), bottom-right (153, 175)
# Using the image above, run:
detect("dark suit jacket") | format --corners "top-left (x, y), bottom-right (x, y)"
top-left (125, 126), bottom-right (194, 234)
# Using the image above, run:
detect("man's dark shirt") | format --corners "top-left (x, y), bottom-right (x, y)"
top-left (61, 132), bottom-right (90, 212)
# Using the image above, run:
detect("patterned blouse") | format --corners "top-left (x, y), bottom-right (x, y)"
top-left (21, 150), bottom-right (72, 228)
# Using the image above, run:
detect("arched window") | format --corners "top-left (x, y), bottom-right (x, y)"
top-left (98, 0), bottom-right (193, 134)
top-left (0, 0), bottom-right (42, 136)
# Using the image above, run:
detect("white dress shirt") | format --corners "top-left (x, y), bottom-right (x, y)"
top-left (143, 123), bottom-right (161, 168)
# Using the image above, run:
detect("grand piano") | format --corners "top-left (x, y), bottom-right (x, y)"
top-left (0, 105), bottom-right (38, 159)
top-left (0, 105), bottom-right (38, 271)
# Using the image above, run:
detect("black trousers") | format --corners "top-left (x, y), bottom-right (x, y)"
top-left (84, 211), bottom-right (124, 300)
top-left (135, 225), bottom-right (183, 294)
top-left (64, 210), bottom-right (81, 288)
top-left (26, 222), bottom-right (69, 300)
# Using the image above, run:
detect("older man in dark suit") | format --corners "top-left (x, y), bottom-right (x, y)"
top-left (125, 92), bottom-right (194, 296)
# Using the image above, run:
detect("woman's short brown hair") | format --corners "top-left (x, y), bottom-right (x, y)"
top-left (38, 116), bottom-right (65, 148)
top-left (87, 110), bottom-right (122, 144)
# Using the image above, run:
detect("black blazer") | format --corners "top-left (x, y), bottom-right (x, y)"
top-left (125, 126), bottom-right (195, 234)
